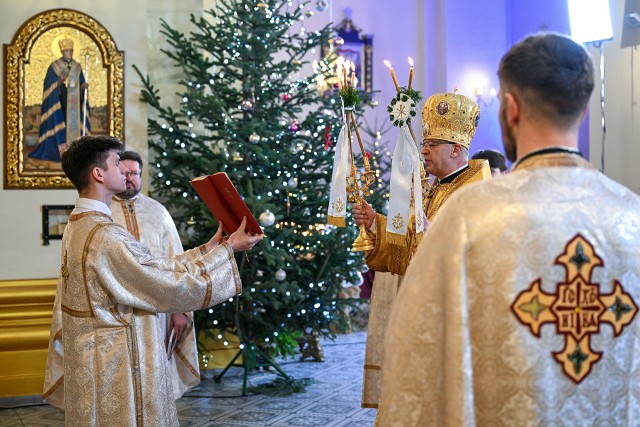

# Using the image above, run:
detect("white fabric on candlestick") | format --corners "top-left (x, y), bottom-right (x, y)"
top-left (327, 106), bottom-right (350, 227)
top-left (386, 125), bottom-right (423, 245)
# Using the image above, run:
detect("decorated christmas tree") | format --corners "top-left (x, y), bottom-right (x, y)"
top-left (136, 0), bottom-right (389, 368)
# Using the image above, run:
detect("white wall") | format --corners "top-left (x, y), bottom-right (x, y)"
top-left (0, 1), bottom-right (148, 279)
top-left (588, 0), bottom-right (640, 194)
top-left (1, 0), bottom-right (639, 281)
top-left (0, 0), bottom-right (204, 280)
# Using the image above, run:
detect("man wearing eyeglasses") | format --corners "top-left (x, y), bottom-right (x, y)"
top-left (112, 151), bottom-right (200, 400)
top-left (380, 33), bottom-right (640, 426)
top-left (354, 91), bottom-right (491, 414)
top-left (353, 91), bottom-right (491, 276)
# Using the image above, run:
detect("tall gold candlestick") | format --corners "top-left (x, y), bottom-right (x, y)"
top-left (384, 60), bottom-right (400, 92)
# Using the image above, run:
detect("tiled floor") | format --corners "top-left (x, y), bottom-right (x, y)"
top-left (0, 331), bottom-right (375, 426)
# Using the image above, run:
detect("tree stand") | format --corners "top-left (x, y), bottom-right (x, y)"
top-left (214, 342), bottom-right (293, 396)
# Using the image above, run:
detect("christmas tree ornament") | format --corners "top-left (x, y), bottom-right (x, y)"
top-left (305, 10), bottom-right (315, 17)
top-left (316, 0), bottom-right (328, 12)
top-left (259, 209), bottom-right (276, 226)
top-left (300, 252), bottom-right (315, 261)
top-left (249, 132), bottom-right (261, 143)
top-left (240, 98), bottom-right (254, 112)
top-left (135, 0), bottom-right (390, 369)
top-left (369, 100), bottom-right (379, 107)
top-left (323, 125), bottom-right (332, 150)
top-left (275, 268), bottom-right (287, 281)
top-left (334, 36), bottom-right (344, 46)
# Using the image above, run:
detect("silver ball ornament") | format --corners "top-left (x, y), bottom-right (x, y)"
top-left (259, 209), bottom-right (275, 226)
top-left (275, 268), bottom-right (287, 281)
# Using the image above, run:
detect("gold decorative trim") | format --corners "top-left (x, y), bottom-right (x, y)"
top-left (61, 304), bottom-right (92, 317)
top-left (3, 8), bottom-right (124, 189)
top-left (363, 364), bottom-right (382, 370)
top-left (42, 375), bottom-right (64, 399)
top-left (175, 346), bottom-right (200, 379)
top-left (195, 260), bottom-right (213, 309)
top-left (81, 223), bottom-right (105, 317)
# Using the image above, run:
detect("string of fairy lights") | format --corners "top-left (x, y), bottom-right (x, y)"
top-left (148, 0), bottom-right (392, 363)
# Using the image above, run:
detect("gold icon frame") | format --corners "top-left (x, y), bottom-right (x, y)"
top-left (3, 8), bottom-right (124, 189)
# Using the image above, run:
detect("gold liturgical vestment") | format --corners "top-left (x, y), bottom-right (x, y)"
top-left (361, 159), bottom-right (491, 408)
top-left (44, 193), bottom-right (201, 406)
top-left (111, 193), bottom-right (200, 399)
top-left (380, 152), bottom-right (640, 426)
top-left (43, 208), bottom-right (241, 426)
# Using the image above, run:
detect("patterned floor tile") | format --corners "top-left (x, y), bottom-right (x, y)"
top-left (0, 331), bottom-right (372, 427)
top-left (270, 413), bottom-right (344, 427)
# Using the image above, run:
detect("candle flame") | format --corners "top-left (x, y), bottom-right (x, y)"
top-left (351, 62), bottom-right (355, 71)
top-left (384, 60), bottom-right (392, 68)
top-left (408, 57), bottom-right (414, 67)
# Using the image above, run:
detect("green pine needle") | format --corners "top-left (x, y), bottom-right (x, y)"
top-left (338, 86), bottom-right (361, 108)
top-left (398, 87), bottom-right (423, 103)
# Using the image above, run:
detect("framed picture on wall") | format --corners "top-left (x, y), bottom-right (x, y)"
top-left (3, 8), bottom-right (124, 189)
top-left (41, 204), bottom-right (74, 245)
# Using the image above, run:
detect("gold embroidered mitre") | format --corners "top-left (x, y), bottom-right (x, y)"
top-left (58, 38), bottom-right (74, 51)
top-left (422, 91), bottom-right (480, 149)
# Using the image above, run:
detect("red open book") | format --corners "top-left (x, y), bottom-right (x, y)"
top-left (190, 172), bottom-right (263, 236)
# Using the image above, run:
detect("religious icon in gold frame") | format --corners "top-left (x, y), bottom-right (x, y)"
top-left (3, 8), bottom-right (124, 189)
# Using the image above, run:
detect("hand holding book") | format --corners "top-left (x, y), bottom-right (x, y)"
top-left (191, 173), bottom-right (264, 252)
top-left (204, 217), bottom-right (263, 252)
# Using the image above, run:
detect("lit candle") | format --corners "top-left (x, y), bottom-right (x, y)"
top-left (342, 64), bottom-right (347, 88)
top-left (350, 63), bottom-right (356, 88)
top-left (334, 57), bottom-right (344, 88)
top-left (384, 60), bottom-right (400, 92)
top-left (407, 57), bottom-right (414, 91)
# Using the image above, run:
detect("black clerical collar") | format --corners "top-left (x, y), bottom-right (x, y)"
top-left (514, 147), bottom-right (583, 169)
top-left (439, 164), bottom-right (469, 184)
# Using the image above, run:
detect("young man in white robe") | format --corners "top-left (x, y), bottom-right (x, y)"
top-left (43, 135), bottom-right (262, 426)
